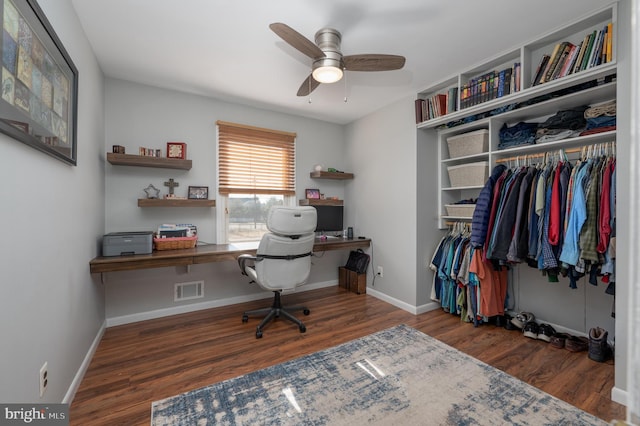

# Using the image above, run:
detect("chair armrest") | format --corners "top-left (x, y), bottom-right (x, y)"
top-left (237, 254), bottom-right (258, 276)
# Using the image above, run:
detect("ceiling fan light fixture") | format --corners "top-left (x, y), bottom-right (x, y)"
top-left (312, 65), bottom-right (343, 83)
top-left (312, 53), bottom-right (344, 84)
top-left (270, 23), bottom-right (405, 96)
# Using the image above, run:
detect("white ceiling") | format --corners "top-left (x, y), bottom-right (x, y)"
top-left (70, 0), bottom-right (606, 125)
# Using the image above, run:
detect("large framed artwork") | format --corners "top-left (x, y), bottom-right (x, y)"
top-left (1, 0), bottom-right (78, 165)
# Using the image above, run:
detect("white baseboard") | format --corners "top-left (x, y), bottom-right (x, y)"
top-left (416, 301), bottom-right (441, 315)
top-left (611, 386), bottom-right (628, 406)
top-left (366, 287), bottom-right (439, 315)
top-left (63, 320), bottom-right (106, 404)
top-left (106, 280), bottom-right (337, 327)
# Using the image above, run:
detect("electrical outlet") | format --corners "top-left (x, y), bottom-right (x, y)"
top-left (39, 362), bottom-right (48, 398)
top-left (377, 266), bottom-right (383, 277)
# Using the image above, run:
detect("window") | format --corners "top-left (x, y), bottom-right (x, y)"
top-left (216, 121), bottom-right (296, 243)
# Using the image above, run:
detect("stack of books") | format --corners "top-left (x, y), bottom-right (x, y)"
top-left (460, 63), bottom-right (520, 110)
top-left (415, 86), bottom-right (458, 123)
top-left (532, 22), bottom-right (613, 87)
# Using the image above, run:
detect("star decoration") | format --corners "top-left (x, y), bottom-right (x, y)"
top-left (144, 184), bottom-right (160, 199)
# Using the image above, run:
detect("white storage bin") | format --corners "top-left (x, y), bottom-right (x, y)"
top-left (446, 129), bottom-right (489, 159)
top-left (445, 204), bottom-right (476, 217)
top-left (447, 161), bottom-right (488, 187)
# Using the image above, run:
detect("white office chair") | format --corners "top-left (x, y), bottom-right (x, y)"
top-left (238, 205), bottom-right (317, 338)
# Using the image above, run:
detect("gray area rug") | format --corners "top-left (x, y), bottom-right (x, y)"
top-left (151, 324), bottom-right (606, 425)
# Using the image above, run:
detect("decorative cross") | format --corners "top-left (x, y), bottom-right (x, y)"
top-left (164, 178), bottom-right (179, 195)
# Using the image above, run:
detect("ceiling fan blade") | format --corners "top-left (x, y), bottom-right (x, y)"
top-left (297, 74), bottom-right (321, 97)
top-left (270, 23), bottom-right (325, 59)
top-left (343, 54), bottom-right (406, 71)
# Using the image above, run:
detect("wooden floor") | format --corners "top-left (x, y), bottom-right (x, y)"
top-left (70, 286), bottom-right (625, 425)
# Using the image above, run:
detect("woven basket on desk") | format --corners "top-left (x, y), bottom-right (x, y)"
top-left (153, 236), bottom-right (197, 250)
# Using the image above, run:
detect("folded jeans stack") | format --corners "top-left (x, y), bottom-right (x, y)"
top-left (498, 122), bottom-right (538, 149)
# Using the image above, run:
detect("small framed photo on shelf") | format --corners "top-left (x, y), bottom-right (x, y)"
top-left (188, 186), bottom-right (209, 199)
top-left (305, 188), bottom-right (321, 199)
top-left (167, 142), bottom-right (187, 159)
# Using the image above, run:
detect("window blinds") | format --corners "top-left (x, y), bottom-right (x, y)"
top-left (217, 121), bottom-right (296, 195)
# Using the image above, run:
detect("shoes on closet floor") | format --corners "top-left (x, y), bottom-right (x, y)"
top-left (523, 321), bottom-right (539, 339)
top-left (537, 324), bottom-right (556, 342)
top-left (511, 312), bottom-right (535, 329)
top-left (493, 315), bottom-right (507, 327)
top-left (503, 314), bottom-right (520, 331)
top-left (588, 327), bottom-right (611, 362)
top-left (565, 335), bottom-right (589, 352)
top-left (549, 333), bottom-right (571, 349)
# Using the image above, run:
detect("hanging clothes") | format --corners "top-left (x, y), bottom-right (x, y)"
top-left (471, 164), bottom-right (507, 248)
top-left (506, 165), bottom-right (537, 263)
top-left (473, 143), bottom-right (617, 290)
top-left (430, 223), bottom-right (487, 324)
top-left (470, 248), bottom-right (508, 317)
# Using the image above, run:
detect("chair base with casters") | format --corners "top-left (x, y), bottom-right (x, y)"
top-left (237, 206), bottom-right (317, 339)
top-left (241, 291), bottom-right (310, 338)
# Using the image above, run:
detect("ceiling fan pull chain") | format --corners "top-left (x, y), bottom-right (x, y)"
top-left (343, 70), bottom-right (348, 103)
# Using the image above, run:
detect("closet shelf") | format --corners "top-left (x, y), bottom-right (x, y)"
top-left (492, 130), bottom-right (616, 159)
top-left (419, 3), bottom-right (618, 229)
top-left (418, 64), bottom-right (616, 130)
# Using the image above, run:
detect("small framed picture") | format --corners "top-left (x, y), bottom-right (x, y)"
top-left (188, 186), bottom-right (209, 199)
top-left (305, 188), bottom-right (321, 199)
top-left (167, 142), bottom-right (187, 159)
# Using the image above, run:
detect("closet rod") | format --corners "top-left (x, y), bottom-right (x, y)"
top-left (495, 142), bottom-right (615, 164)
top-left (496, 149), bottom-right (577, 163)
top-left (444, 220), bottom-right (472, 229)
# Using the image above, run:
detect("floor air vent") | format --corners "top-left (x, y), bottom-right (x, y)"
top-left (174, 281), bottom-right (204, 302)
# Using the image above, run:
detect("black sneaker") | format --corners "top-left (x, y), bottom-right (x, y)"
top-left (537, 324), bottom-right (556, 342)
top-left (523, 321), bottom-right (539, 339)
top-left (503, 314), bottom-right (519, 331)
top-left (588, 327), bottom-right (611, 362)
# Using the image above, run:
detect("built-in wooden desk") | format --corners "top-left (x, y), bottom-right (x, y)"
top-left (89, 237), bottom-right (371, 274)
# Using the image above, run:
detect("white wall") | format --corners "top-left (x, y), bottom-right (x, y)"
top-left (345, 96), bottom-right (433, 310)
top-left (103, 79), bottom-right (350, 322)
top-left (613, 0), bottom-right (632, 404)
top-left (0, 0), bottom-right (105, 403)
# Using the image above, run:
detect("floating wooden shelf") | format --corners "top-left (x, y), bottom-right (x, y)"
top-left (138, 198), bottom-right (215, 207)
top-left (310, 171), bottom-right (354, 179)
top-left (107, 153), bottom-right (192, 170)
top-left (299, 199), bottom-right (343, 206)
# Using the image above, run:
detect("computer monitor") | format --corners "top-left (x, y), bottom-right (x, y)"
top-left (313, 205), bottom-right (344, 233)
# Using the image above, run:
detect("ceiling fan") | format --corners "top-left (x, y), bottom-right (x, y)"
top-left (269, 23), bottom-right (406, 96)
